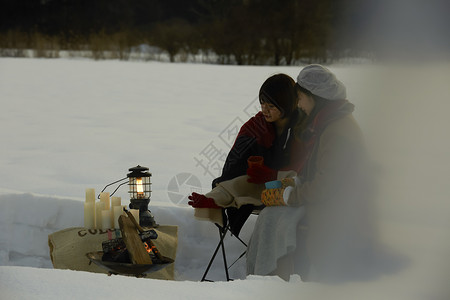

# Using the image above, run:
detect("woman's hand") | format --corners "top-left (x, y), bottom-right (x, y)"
top-left (188, 193), bottom-right (221, 209)
top-left (247, 164), bottom-right (277, 184)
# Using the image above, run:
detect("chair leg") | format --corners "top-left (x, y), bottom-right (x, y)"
top-left (201, 222), bottom-right (253, 282)
top-left (228, 249), bottom-right (246, 269)
top-left (218, 226), bottom-right (231, 281)
top-left (200, 232), bottom-right (222, 281)
top-left (201, 225), bottom-right (230, 282)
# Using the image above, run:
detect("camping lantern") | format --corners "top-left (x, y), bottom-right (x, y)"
top-left (128, 165), bottom-right (151, 200)
top-left (127, 165), bottom-right (157, 228)
top-left (99, 165), bottom-right (157, 228)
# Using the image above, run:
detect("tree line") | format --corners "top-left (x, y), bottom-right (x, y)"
top-left (0, 0), bottom-right (378, 64)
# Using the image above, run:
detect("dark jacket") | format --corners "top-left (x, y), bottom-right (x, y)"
top-left (212, 110), bottom-right (304, 188)
top-left (212, 110), bottom-right (304, 236)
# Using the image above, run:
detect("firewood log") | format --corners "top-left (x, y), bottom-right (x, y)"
top-left (118, 215), bottom-right (152, 265)
top-left (124, 209), bottom-right (164, 261)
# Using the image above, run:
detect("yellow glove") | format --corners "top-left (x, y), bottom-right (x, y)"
top-left (261, 188), bottom-right (286, 206)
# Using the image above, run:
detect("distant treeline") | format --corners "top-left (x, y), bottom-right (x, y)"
top-left (1, 0), bottom-right (380, 64)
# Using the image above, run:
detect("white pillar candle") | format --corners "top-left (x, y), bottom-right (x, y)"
top-left (101, 210), bottom-right (112, 230)
top-left (110, 197), bottom-right (121, 227)
top-left (112, 205), bottom-right (124, 229)
top-left (95, 201), bottom-right (105, 229)
top-left (84, 202), bottom-right (95, 229)
top-left (111, 196), bottom-right (121, 207)
top-left (130, 209), bottom-right (140, 225)
top-left (85, 188), bottom-right (95, 203)
top-left (100, 192), bottom-right (110, 210)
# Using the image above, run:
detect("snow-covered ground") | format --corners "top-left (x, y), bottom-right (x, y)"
top-left (1, 58), bottom-right (450, 299)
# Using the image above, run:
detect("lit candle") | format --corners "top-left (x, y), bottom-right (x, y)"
top-left (100, 192), bottom-right (110, 210)
top-left (95, 201), bottom-right (105, 229)
top-left (113, 205), bottom-right (124, 229)
top-left (85, 188), bottom-right (95, 203)
top-left (101, 210), bottom-right (112, 229)
top-left (84, 202), bottom-right (95, 229)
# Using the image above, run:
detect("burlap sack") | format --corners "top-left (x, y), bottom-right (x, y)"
top-left (48, 225), bottom-right (178, 280)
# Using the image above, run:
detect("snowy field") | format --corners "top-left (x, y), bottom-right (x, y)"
top-left (1, 58), bottom-right (450, 299)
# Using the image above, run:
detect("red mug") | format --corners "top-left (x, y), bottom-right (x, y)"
top-left (247, 156), bottom-right (264, 168)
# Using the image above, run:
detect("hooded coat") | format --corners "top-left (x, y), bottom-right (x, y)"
top-left (247, 100), bottom-right (377, 281)
top-left (286, 101), bottom-right (377, 282)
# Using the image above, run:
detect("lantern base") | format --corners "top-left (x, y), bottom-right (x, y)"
top-left (139, 209), bottom-right (158, 228)
top-left (129, 198), bottom-right (158, 228)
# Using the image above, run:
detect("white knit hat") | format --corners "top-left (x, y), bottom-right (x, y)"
top-left (296, 64), bottom-right (346, 100)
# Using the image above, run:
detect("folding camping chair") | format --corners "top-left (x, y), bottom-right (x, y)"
top-left (201, 205), bottom-right (263, 282)
top-left (200, 205), bottom-right (310, 282)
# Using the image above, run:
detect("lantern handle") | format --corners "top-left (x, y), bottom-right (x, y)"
top-left (97, 177), bottom-right (128, 199)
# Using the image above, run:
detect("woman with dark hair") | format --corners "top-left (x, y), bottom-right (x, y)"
top-left (213, 73), bottom-right (303, 187)
top-left (188, 73), bottom-right (304, 234)
top-left (247, 65), bottom-right (377, 282)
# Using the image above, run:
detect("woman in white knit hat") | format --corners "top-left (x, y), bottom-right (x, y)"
top-left (247, 64), bottom-right (378, 283)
